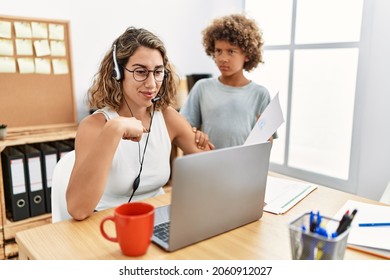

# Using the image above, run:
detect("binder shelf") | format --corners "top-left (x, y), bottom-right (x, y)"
top-left (0, 14), bottom-right (78, 259)
top-left (0, 127), bottom-right (77, 259)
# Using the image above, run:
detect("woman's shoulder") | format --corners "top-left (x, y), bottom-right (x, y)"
top-left (79, 112), bottom-right (107, 130)
top-left (161, 106), bottom-right (179, 120)
top-left (93, 107), bottom-right (119, 120)
top-left (162, 106), bottom-right (189, 130)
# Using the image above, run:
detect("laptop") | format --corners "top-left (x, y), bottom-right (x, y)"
top-left (152, 142), bottom-right (272, 252)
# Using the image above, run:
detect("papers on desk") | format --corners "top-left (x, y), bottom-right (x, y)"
top-left (244, 92), bottom-right (284, 145)
top-left (264, 176), bottom-right (317, 214)
top-left (334, 200), bottom-right (390, 259)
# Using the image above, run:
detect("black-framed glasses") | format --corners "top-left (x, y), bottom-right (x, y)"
top-left (122, 66), bottom-right (166, 82)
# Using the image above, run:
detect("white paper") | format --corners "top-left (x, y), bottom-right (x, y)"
top-left (35, 58), bottom-right (51, 74)
top-left (50, 40), bottom-right (66, 56)
top-left (0, 39), bottom-right (13, 55)
top-left (15, 39), bottom-right (33, 55)
top-left (49, 24), bottom-right (64, 40)
top-left (17, 58), bottom-right (35, 74)
top-left (334, 200), bottom-right (390, 251)
top-left (244, 92), bottom-right (284, 145)
top-left (14, 21), bottom-right (32, 38)
top-left (52, 58), bottom-right (69, 74)
top-left (33, 39), bottom-right (51, 56)
top-left (264, 176), bottom-right (317, 214)
top-left (31, 22), bottom-right (48, 38)
top-left (0, 57), bottom-right (16, 73)
top-left (0, 21), bottom-right (12, 38)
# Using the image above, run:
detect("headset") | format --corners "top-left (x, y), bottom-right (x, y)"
top-left (112, 43), bottom-right (169, 104)
top-left (112, 44), bottom-right (123, 81)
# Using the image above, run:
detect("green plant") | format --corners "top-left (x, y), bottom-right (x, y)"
top-left (0, 124), bottom-right (7, 129)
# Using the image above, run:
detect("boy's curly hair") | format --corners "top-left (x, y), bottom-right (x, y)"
top-left (202, 13), bottom-right (264, 72)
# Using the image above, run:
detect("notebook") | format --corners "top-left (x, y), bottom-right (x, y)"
top-left (264, 176), bottom-right (317, 214)
top-left (333, 200), bottom-right (390, 259)
top-left (152, 142), bottom-right (272, 251)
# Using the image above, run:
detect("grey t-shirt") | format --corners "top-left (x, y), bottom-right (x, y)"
top-left (180, 77), bottom-right (273, 149)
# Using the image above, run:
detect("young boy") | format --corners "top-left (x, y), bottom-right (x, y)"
top-left (180, 13), bottom-right (275, 149)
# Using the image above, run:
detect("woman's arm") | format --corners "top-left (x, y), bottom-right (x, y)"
top-left (66, 113), bottom-right (144, 220)
top-left (164, 107), bottom-right (214, 154)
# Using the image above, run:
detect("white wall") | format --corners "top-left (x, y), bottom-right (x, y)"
top-left (2, 0), bottom-right (244, 120)
top-left (2, 0), bottom-right (390, 201)
top-left (354, 0), bottom-right (390, 200)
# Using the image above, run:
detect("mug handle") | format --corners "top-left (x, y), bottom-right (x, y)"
top-left (100, 216), bottom-right (118, 242)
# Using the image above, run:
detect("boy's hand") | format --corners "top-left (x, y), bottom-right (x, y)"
top-left (193, 127), bottom-right (215, 150)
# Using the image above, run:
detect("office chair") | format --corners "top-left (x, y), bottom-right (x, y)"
top-left (186, 74), bottom-right (212, 92)
top-left (379, 181), bottom-right (390, 205)
top-left (51, 150), bottom-right (75, 222)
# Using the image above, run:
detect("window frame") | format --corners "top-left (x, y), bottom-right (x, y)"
top-left (245, 0), bottom-right (372, 194)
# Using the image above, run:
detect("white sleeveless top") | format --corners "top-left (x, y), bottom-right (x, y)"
top-left (94, 108), bottom-right (171, 210)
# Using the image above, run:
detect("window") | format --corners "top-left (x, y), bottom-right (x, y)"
top-left (245, 0), bottom-right (364, 184)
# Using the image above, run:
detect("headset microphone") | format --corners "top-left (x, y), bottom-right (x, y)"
top-left (151, 97), bottom-right (161, 103)
top-left (112, 44), bottom-right (122, 81)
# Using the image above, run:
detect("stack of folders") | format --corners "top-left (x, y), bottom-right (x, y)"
top-left (48, 140), bottom-right (74, 161)
top-left (63, 139), bottom-right (75, 150)
top-left (1, 140), bottom-right (74, 221)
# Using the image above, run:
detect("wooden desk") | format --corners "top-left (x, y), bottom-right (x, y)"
top-left (15, 179), bottom-right (385, 260)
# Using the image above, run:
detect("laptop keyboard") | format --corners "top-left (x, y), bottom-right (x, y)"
top-left (153, 222), bottom-right (170, 243)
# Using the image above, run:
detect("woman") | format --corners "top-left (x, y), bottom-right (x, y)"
top-left (66, 27), bottom-right (213, 221)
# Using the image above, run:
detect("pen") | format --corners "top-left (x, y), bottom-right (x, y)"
top-left (334, 210), bottom-right (349, 236)
top-left (317, 211), bottom-right (322, 230)
top-left (349, 209), bottom-right (358, 220)
top-left (339, 210), bottom-right (349, 226)
top-left (309, 211), bottom-right (315, 232)
top-left (336, 209), bottom-right (358, 236)
top-left (358, 223), bottom-right (390, 227)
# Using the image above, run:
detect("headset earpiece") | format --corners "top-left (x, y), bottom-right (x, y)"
top-left (112, 44), bottom-right (122, 81)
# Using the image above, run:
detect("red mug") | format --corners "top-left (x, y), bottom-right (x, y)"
top-left (100, 202), bottom-right (154, 257)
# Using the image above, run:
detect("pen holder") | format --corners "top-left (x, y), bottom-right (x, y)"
top-left (288, 212), bottom-right (350, 260)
